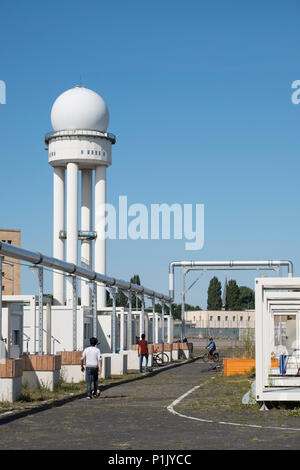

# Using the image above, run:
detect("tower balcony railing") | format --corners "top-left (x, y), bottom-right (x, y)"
top-left (44, 129), bottom-right (116, 145)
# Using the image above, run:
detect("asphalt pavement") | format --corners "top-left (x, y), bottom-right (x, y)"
top-left (0, 359), bottom-right (299, 450)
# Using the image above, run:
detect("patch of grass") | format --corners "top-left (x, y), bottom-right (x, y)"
top-left (177, 372), bottom-right (300, 424)
top-left (180, 374), bottom-right (258, 413)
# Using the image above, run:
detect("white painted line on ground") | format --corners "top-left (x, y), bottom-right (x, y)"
top-left (167, 377), bottom-right (300, 432)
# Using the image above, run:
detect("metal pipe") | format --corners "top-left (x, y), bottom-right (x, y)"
top-left (0, 241), bottom-right (172, 303)
top-left (131, 284), bottom-right (144, 294)
top-left (169, 259), bottom-right (294, 301)
top-left (115, 279), bottom-right (131, 291)
top-left (0, 243), bottom-right (41, 265)
top-left (143, 288), bottom-right (155, 297)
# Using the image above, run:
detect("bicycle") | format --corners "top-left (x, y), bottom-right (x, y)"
top-left (152, 351), bottom-right (170, 367)
top-left (202, 350), bottom-right (219, 363)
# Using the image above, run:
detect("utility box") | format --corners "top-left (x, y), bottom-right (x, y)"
top-left (1, 299), bottom-right (24, 359)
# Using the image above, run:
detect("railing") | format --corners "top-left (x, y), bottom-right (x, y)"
top-left (44, 129), bottom-right (117, 145)
top-left (41, 328), bottom-right (61, 355)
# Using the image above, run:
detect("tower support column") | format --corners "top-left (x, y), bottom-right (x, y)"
top-left (95, 165), bottom-right (106, 309)
top-left (81, 169), bottom-right (93, 306)
top-left (66, 162), bottom-right (79, 306)
top-left (53, 167), bottom-right (65, 305)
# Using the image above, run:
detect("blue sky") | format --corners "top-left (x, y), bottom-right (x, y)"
top-left (0, 0), bottom-right (300, 307)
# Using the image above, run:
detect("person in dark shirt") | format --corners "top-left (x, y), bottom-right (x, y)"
top-left (206, 337), bottom-right (216, 358)
top-left (138, 334), bottom-right (149, 373)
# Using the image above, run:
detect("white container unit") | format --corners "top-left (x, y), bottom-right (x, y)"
top-left (23, 304), bottom-right (92, 354)
top-left (255, 278), bottom-right (300, 403)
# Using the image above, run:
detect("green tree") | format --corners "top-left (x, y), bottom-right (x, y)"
top-left (116, 289), bottom-right (128, 307)
top-left (226, 280), bottom-right (241, 310)
top-left (207, 277), bottom-right (222, 310)
top-left (43, 294), bottom-right (54, 305)
top-left (169, 303), bottom-right (200, 320)
top-left (106, 274), bottom-right (141, 308)
top-left (106, 290), bottom-right (112, 307)
top-left (238, 286), bottom-right (255, 310)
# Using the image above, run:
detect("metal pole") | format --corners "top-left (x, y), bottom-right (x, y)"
top-left (141, 295), bottom-right (145, 337)
top-left (0, 256), bottom-right (3, 340)
top-left (91, 281), bottom-right (97, 338)
top-left (128, 293), bottom-right (132, 350)
top-left (124, 291), bottom-right (133, 350)
top-left (12, 263), bottom-right (14, 295)
top-left (121, 290), bottom-right (133, 350)
top-left (161, 301), bottom-right (165, 343)
top-left (72, 275), bottom-right (77, 351)
top-left (107, 286), bottom-right (118, 353)
top-left (155, 310), bottom-right (159, 344)
top-left (152, 297), bottom-right (155, 344)
top-left (167, 308), bottom-right (172, 343)
top-left (137, 294), bottom-right (145, 337)
top-left (112, 288), bottom-right (117, 353)
top-left (46, 302), bottom-right (51, 354)
top-left (38, 266), bottom-right (43, 355)
top-left (181, 268), bottom-right (186, 341)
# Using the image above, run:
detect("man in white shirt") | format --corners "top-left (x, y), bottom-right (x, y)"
top-left (81, 337), bottom-right (102, 399)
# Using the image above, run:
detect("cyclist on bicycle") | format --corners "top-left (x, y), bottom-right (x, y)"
top-left (206, 337), bottom-right (216, 358)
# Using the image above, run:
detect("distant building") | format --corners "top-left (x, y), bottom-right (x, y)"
top-left (0, 229), bottom-right (21, 295)
top-left (185, 309), bottom-right (255, 329)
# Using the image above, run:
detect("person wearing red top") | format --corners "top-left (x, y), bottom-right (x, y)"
top-left (138, 334), bottom-right (149, 373)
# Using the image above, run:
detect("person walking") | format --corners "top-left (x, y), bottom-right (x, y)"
top-left (81, 337), bottom-right (102, 399)
top-left (138, 333), bottom-right (149, 373)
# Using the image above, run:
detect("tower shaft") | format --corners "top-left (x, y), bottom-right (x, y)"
top-left (95, 165), bottom-right (107, 309)
top-left (81, 169), bottom-right (93, 306)
top-left (66, 162), bottom-right (79, 306)
top-left (53, 166), bottom-right (65, 305)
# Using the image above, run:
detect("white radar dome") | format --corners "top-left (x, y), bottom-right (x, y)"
top-left (51, 86), bottom-right (109, 132)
